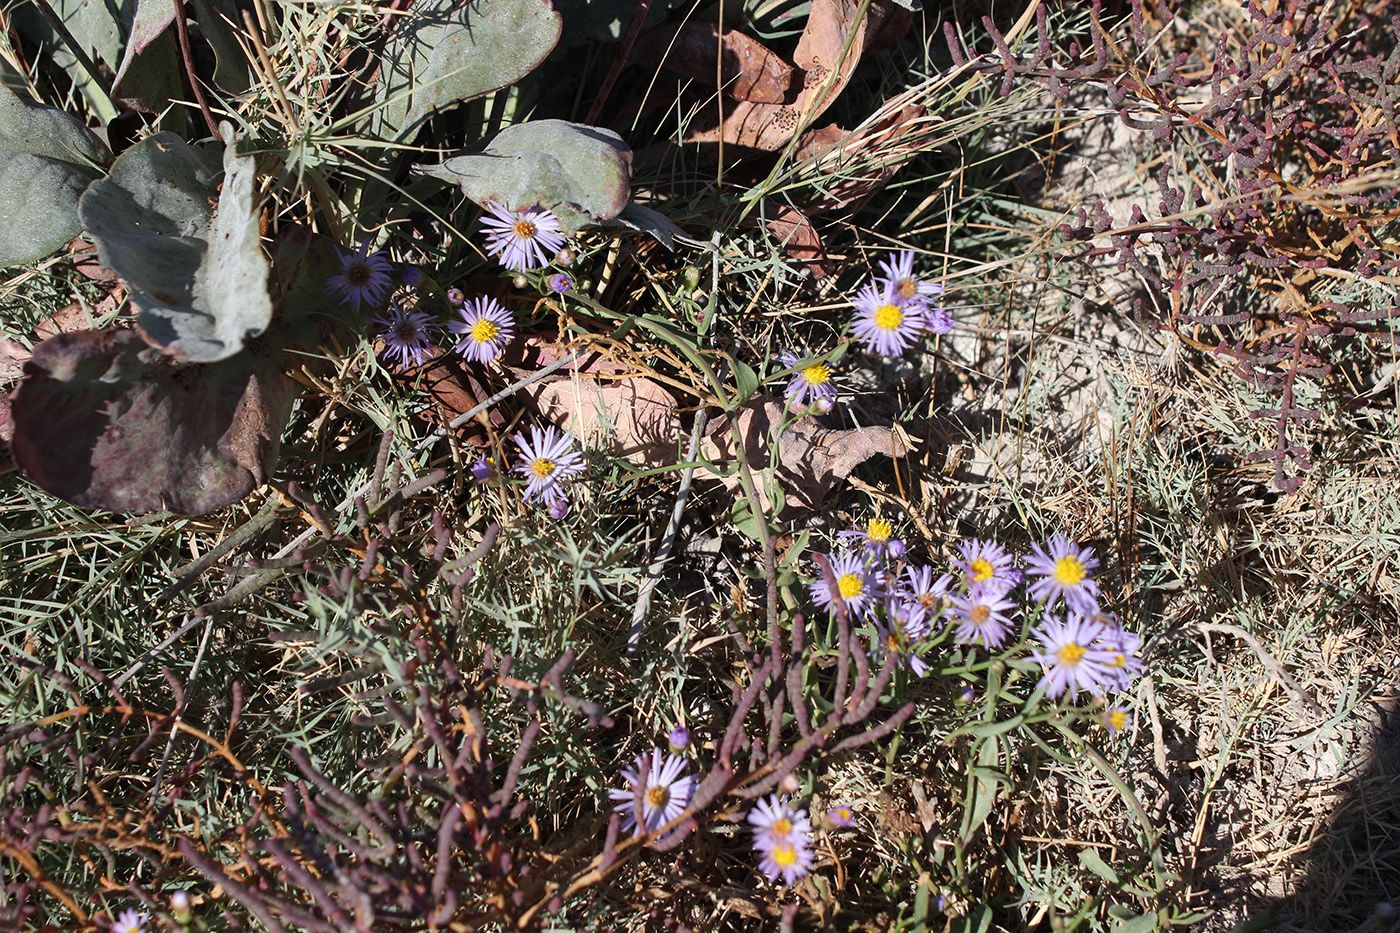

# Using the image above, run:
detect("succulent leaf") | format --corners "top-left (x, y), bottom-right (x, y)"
top-left (78, 126), bottom-right (273, 363)
top-left (418, 119), bottom-right (632, 234)
top-left (0, 86), bottom-right (106, 267)
top-left (372, 0), bottom-right (562, 139)
top-left (10, 329), bottom-right (294, 516)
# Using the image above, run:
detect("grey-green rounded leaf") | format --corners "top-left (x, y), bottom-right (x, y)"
top-left (78, 126), bottom-right (273, 363)
top-left (373, 0), bottom-right (562, 139)
top-left (418, 119), bottom-right (632, 233)
top-left (0, 86), bottom-right (106, 267)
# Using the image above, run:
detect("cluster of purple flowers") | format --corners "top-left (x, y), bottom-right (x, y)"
top-left (370, 291), bottom-right (517, 370)
top-left (336, 205), bottom-right (572, 369)
top-left (749, 795), bottom-right (815, 885)
top-left (608, 732), bottom-right (854, 887)
top-left (808, 526), bottom-right (1143, 724)
top-left (849, 249), bottom-right (952, 358)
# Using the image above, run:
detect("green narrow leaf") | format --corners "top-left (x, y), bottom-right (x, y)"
top-left (731, 357), bottom-right (759, 402)
top-left (1079, 847), bottom-right (1121, 884)
top-left (1110, 914), bottom-right (1160, 933)
top-left (0, 86), bottom-right (106, 267)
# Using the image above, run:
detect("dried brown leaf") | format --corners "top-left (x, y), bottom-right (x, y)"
top-left (526, 374), bottom-right (681, 467)
top-left (635, 22), bottom-right (796, 103)
top-left (766, 205), bottom-right (830, 277)
top-left (683, 0), bottom-right (875, 151)
top-left (698, 398), bottom-right (910, 514)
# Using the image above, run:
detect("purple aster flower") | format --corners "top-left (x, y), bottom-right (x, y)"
top-left (1098, 706), bottom-right (1133, 736)
top-left (950, 585), bottom-right (1018, 650)
top-left (170, 891), bottom-right (191, 921)
top-left (667, 725), bottom-right (690, 752)
top-left (447, 287), bottom-right (465, 305)
top-left (470, 457), bottom-right (495, 482)
top-left (851, 277), bottom-right (925, 357)
top-left (757, 835), bottom-right (815, 885)
top-left (548, 272), bottom-right (573, 294)
top-left (900, 565), bottom-right (954, 617)
top-left (512, 425), bottom-right (585, 506)
top-left (547, 496), bottom-right (570, 519)
top-left (1029, 613), bottom-right (1119, 700)
top-left (874, 598), bottom-right (934, 676)
top-left (372, 304), bottom-right (436, 369)
top-left (1025, 533), bottom-right (1102, 614)
top-left (838, 517), bottom-right (901, 559)
top-left (826, 805), bottom-right (855, 829)
top-left (778, 350), bottom-right (837, 414)
top-left (925, 305), bottom-right (954, 334)
top-left (607, 748), bottom-right (696, 835)
top-left (1097, 620), bottom-right (1143, 691)
top-left (480, 201), bottom-right (566, 272)
top-left (747, 794), bottom-right (812, 849)
top-left (111, 910), bottom-right (147, 933)
top-left (808, 551), bottom-right (882, 619)
top-left (877, 249), bottom-right (944, 303)
top-left (956, 538), bottom-right (1021, 592)
top-left (399, 265), bottom-right (425, 286)
top-left (449, 296), bottom-right (515, 364)
top-left (326, 239), bottom-right (394, 311)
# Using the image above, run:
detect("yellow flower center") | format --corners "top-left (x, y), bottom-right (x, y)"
top-left (771, 817), bottom-right (792, 837)
top-left (866, 517), bottom-right (893, 542)
top-left (886, 632), bottom-right (903, 653)
top-left (917, 593), bottom-right (937, 609)
top-left (1057, 643), bottom-right (1087, 666)
top-left (470, 319), bottom-right (500, 343)
top-left (836, 573), bottom-right (864, 599)
top-left (531, 458), bottom-right (556, 478)
top-left (969, 604), bottom-right (991, 625)
top-left (771, 842), bottom-right (798, 868)
top-left (1106, 710), bottom-right (1128, 731)
top-left (896, 277), bottom-right (920, 300)
top-left (645, 784), bottom-right (670, 808)
top-left (835, 808), bottom-right (851, 821)
top-left (802, 363), bottom-right (831, 385)
top-left (970, 557), bottom-right (994, 582)
top-left (874, 303), bottom-right (904, 331)
top-left (513, 219), bottom-right (537, 239)
top-left (1111, 652), bottom-right (1126, 668)
top-left (1053, 556), bottom-right (1086, 586)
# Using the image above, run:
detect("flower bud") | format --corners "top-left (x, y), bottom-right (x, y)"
top-left (170, 890), bottom-right (191, 923)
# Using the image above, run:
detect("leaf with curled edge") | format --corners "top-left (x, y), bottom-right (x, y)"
top-left (418, 120), bottom-right (632, 234)
top-left (78, 126), bottom-right (272, 363)
top-left (697, 398), bottom-right (911, 515)
top-left (372, 0), bottom-right (562, 140)
top-left (9, 329), bottom-right (294, 515)
top-left (684, 0), bottom-right (907, 151)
